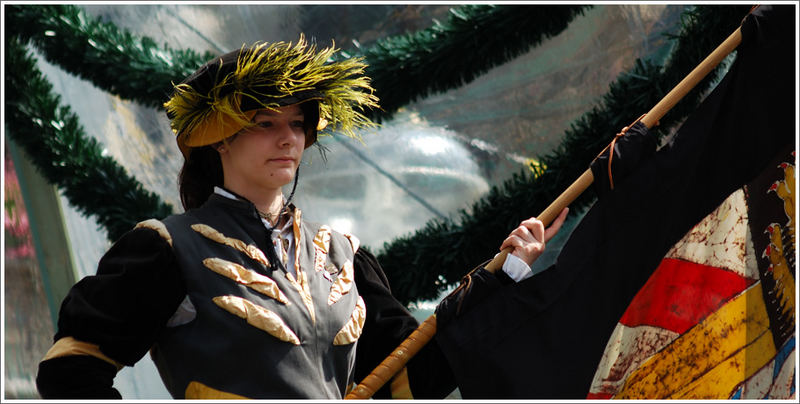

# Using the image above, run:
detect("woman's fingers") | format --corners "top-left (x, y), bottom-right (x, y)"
top-left (500, 220), bottom-right (535, 250)
top-left (499, 221), bottom-right (544, 265)
top-left (544, 207), bottom-right (569, 242)
top-left (498, 207), bottom-right (570, 266)
top-left (519, 217), bottom-right (545, 242)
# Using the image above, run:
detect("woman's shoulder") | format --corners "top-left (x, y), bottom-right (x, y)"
top-left (131, 218), bottom-right (174, 245)
top-left (115, 208), bottom-right (205, 252)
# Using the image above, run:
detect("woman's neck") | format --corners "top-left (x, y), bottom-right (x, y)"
top-left (223, 184), bottom-right (284, 224)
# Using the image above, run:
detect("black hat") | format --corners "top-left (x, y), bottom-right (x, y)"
top-left (164, 36), bottom-right (380, 157)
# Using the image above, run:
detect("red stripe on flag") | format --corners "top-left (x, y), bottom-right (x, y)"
top-left (587, 392), bottom-right (614, 399)
top-left (618, 258), bottom-right (754, 334)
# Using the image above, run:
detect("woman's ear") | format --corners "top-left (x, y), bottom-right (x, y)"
top-left (213, 140), bottom-right (227, 154)
top-left (215, 134), bottom-right (239, 154)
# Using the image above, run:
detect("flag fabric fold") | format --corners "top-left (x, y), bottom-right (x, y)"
top-left (588, 154), bottom-right (795, 399)
top-left (434, 5), bottom-right (795, 398)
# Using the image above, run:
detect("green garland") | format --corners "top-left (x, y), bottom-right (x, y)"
top-left (355, 4), bottom-right (591, 121)
top-left (2, 4), bottom-right (588, 239)
top-left (5, 4), bottom-right (589, 120)
top-left (377, 5), bottom-right (753, 304)
top-left (4, 37), bottom-right (174, 241)
top-left (5, 4), bottom-right (214, 108)
top-left (3, 4), bottom-right (754, 304)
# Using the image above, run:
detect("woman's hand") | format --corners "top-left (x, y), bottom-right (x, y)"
top-left (499, 207), bottom-right (569, 266)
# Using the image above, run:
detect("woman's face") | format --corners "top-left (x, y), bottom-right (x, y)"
top-left (219, 104), bottom-right (306, 193)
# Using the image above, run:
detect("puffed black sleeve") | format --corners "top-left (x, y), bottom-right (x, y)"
top-left (434, 263), bottom-right (514, 330)
top-left (353, 248), bottom-right (457, 399)
top-left (36, 225), bottom-right (186, 398)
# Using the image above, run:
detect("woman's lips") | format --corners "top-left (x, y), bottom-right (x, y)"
top-left (267, 157), bottom-right (296, 165)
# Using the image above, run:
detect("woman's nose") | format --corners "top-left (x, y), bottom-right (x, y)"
top-left (276, 123), bottom-right (296, 146)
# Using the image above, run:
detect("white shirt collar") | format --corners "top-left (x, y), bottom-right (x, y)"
top-left (213, 186), bottom-right (239, 201)
top-left (213, 186), bottom-right (293, 232)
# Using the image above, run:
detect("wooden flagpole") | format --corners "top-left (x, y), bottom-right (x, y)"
top-left (486, 23), bottom-right (743, 272)
top-left (344, 25), bottom-right (743, 400)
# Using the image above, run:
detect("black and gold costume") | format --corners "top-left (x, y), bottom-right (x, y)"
top-left (36, 194), bottom-right (455, 399)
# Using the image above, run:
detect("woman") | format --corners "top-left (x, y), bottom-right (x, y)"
top-left (35, 38), bottom-right (567, 399)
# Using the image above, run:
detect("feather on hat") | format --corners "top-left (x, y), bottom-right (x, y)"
top-left (164, 36), bottom-right (380, 158)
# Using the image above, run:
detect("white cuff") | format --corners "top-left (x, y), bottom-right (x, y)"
top-left (500, 253), bottom-right (534, 282)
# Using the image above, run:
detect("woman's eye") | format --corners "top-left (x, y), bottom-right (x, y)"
top-left (256, 121), bottom-right (273, 128)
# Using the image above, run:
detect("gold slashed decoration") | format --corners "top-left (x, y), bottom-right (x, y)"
top-left (283, 207), bottom-right (316, 323)
top-left (191, 224), bottom-right (269, 267)
top-left (343, 233), bottom-right (360, 255)
top-left (203, 258), bottom-right (289, 304)
top-left (43, 336), bottom-right (123, 370)
top-left (134, 219), bottom-right (173, 246)
top-left (313, 225), bottom-right (332, 273)
top-left (212, 295), bottom-right (300, 345)
top-left (328, 260), bottom-right (354, 305)
top-left (285, 270), bottom-right (316, 324)
top-left (184, 381), bottom-right (249, 399)
top-left (333, 296), bottom-right (366, 345)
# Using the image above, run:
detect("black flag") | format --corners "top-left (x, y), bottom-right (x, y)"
top-left (435, 5), bottom-right (795, 398)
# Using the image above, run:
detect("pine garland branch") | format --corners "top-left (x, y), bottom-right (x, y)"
top-left (2, 3), bottom-right (754, 305)
top-left (4, 36), bottom-right (175, 241)
top-left (1, 3), bottom-right (589, 252)
top-left (353, 4), bottom-right (592, 122)
top-left (5, 4), bottom-right (588, 121)
top-left (4, 4), bottom-right (214, 108)
top-left (377, 5), bottom-right (754, 305)
top-left (1, 3), bottom-right (589, 239)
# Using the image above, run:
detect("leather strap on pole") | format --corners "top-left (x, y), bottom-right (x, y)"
top-left (344, 315), bottom-right (438, 399)
top-left (345, 23), bottom-right (744, 399)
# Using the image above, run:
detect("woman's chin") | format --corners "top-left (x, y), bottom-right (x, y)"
top-left (266, 172), bottom-right (296, 188)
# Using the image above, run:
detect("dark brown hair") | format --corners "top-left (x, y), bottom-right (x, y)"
top-left (178, 145), bottom-right (223, 211)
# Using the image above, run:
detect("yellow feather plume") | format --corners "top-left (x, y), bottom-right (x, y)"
top-left (164, 36), bottom-right (379, 155)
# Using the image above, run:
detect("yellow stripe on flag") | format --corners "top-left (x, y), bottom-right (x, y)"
top-left (616, 283), bottom-right (774, 399)
top-left (671, 327), bottom-right (775, 398)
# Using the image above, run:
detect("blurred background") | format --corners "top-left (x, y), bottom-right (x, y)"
top-left (4, 3), bottom-right (686, 398)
